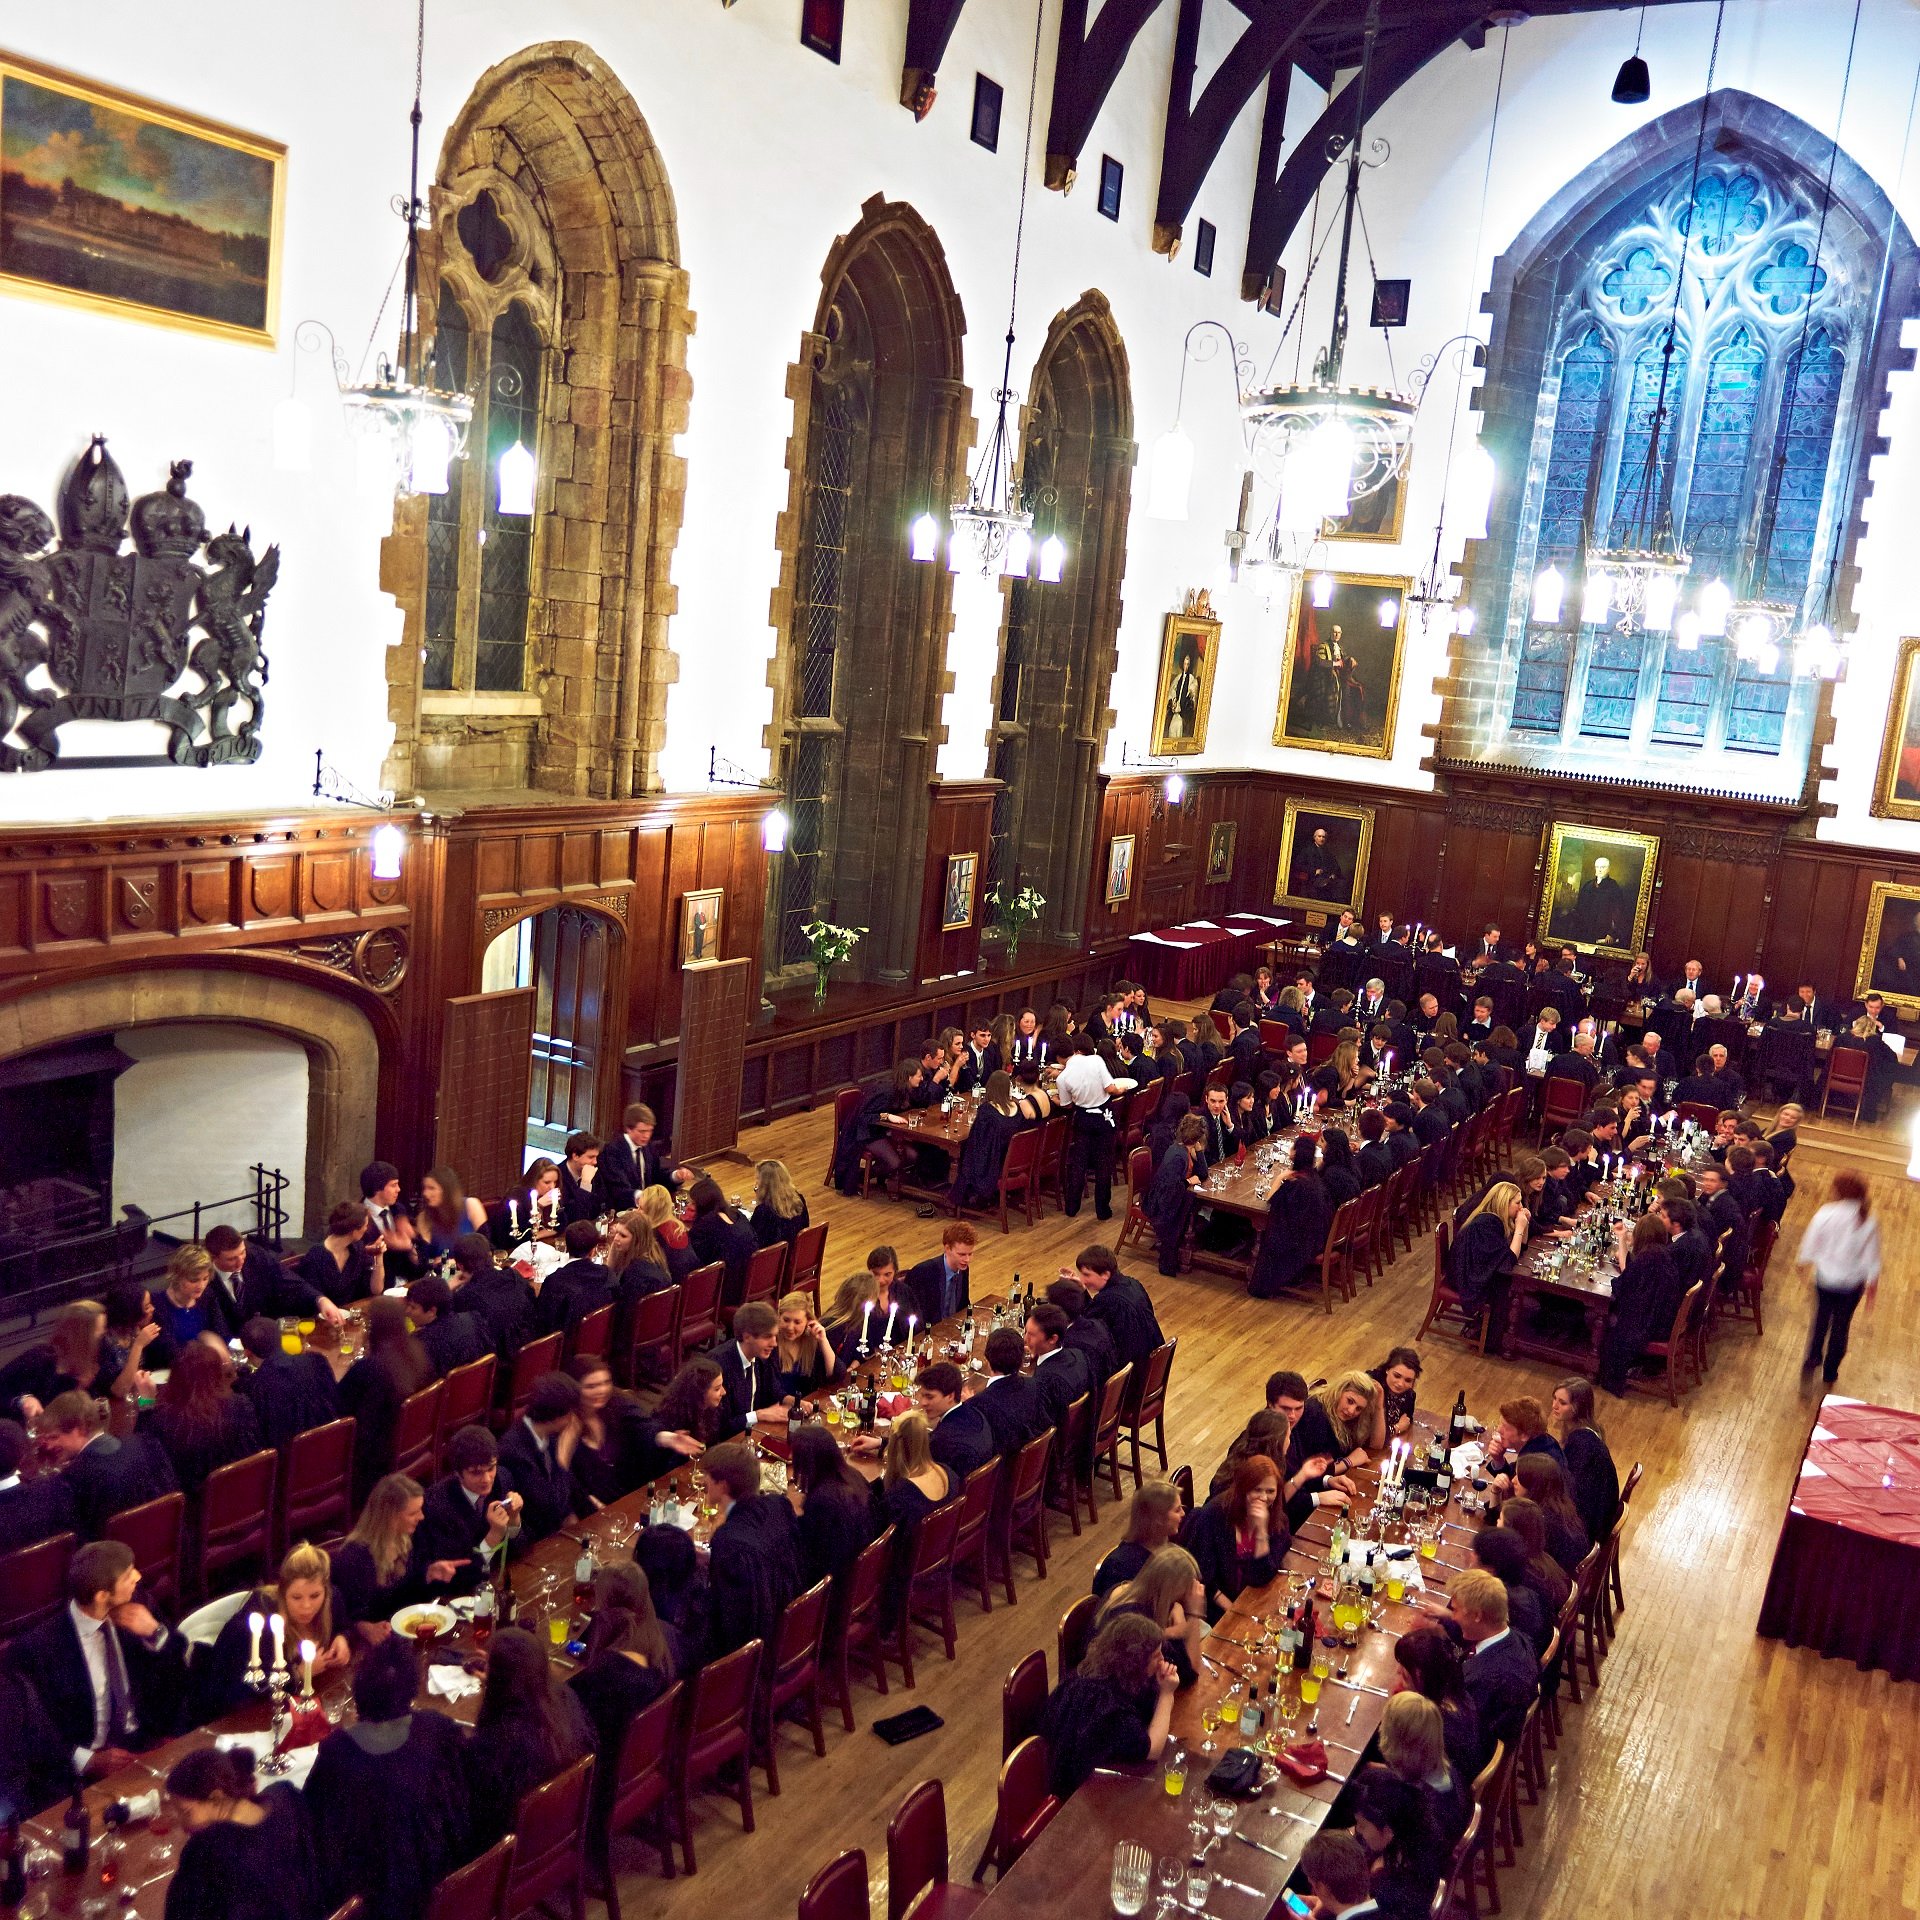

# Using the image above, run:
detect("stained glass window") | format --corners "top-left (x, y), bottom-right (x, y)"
top-left (1607, 334), bottom-right (1688, 547)
top-left (1761, 329), bottom-right (1843, 600)
top-left (1580, 631), bottom-right (1645, 738)
top-left (1682, 329), bottom-right (1763, 578)
top-left (476, 304), bottom-right (541, 692)
top-left (1727, 651), bottom-right (1791, 751)
top-left (423, 293), bottom-right (468, 691)
top-left (1537, 331), bottom-right (1614, 569)
top-left (1512, 633), bottom-right (1575, 733)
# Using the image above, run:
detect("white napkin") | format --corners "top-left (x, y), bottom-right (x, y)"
top-left (426, 1666), bottom-right (482, 1702)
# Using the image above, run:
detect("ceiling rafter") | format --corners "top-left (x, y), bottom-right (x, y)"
top-left (900, 0), bottom-right (973, 117)
top-left (1153, 0), bottom-right (1338, 257)
top-left (1044, 0), bottom-right (1168, 193)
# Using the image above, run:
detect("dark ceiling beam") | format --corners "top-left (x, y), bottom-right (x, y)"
top-left (1153, 0), bottom-right (1338, 257)
top-left (1238, 65), bottom-right (1295, 300)
top-left (900, 0), bottom-right (972, 118)
top-left (1241, 7), bottom-right (1481, 304)
top-left (1044, 0), bottom-right (1168, 192)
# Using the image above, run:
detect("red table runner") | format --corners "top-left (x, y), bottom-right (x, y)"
top-left (1788, 1399), bottom-right (1920, 1546)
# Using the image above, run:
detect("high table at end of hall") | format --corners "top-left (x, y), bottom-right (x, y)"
top-left (1757, 1395), bottom-right (1920, 1682)
top-left (976, 1420), bottom-right (1487, 1916)
top-left (1126, 914), bottom-right (1292, 1002)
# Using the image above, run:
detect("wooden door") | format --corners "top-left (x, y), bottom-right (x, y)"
top-left (436, 987), bottom-right (536, 1199)
top-left (527, 906), bottom-right (609, 1150)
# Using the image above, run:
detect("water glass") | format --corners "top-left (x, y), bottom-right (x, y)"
top-left (1210, 1797), bottom-right (1236, 1840)
top-left (1111, 1842), bottom-right (1152, 1917)
top-left (1183, 1858), bottom-right (1212, 1914)
top-left (1162, 1746), bottom-right (1189, 1798)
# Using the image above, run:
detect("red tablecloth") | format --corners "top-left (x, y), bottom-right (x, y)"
top-left (1757, 1397), bottom-right (1920, 1678)
top-left (1127, 913), bottom-right (1287, 999)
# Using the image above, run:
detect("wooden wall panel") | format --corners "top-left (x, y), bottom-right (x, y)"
top-left (917, 780), bottom-right (995, 984)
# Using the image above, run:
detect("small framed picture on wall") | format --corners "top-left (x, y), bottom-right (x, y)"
top-left (679, 887), bottom-right (724, 967)
top-left (941, 851), bottom-right (978, 931)
top-left (1205, 820), bottom-right (1237, 885)
top-left (1104, 833), bottom-right (1135, 906)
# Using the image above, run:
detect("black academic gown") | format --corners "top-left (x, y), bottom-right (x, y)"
top-left (1249, 1174), bottom-right (1332, 1299)
top-left (161, 1782), bottom-right (321, 1920)
top-left (1597, 1245), bottom-right (1682, 1394)
top-left (706, 1492), bottom-right (802, 1659)
top-left (1083, 1272), bottom-right (1165, 1374)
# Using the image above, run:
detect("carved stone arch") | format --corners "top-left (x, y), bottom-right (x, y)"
top-left (382, 40), bottom-right (693, 802)
top-left (432, 170), bottom-right (560, 335)
top-left (982, 290), bottom-right (1136, 949)
top-left (764, 195), bottom-right (972, 985)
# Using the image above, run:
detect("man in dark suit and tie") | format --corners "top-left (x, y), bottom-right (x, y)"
top-left (556, 1133), bottom-right (604, 1225)
top-left (1410, 1081), bottom-right (1452, 1148)
top-left (900, 1223), bottom-right (976, 1328)
top-left (1520, 1007), bottom-right (1567, 1062)
top-left (496, 1373), bottom-right (588, 1542)
top-left (1475, 924), bottom-right (1508, 966)
top-left (597, 1103), bottom-right (678, 1214)
top-left (1369, 912), bottom-right (1403, 956)
top-left (714, 1302), bottom-right (791, 1440)
top-left (1072, 1247), bottom-right (1165, 1375)
top-left (1353, 977), bottom-right (1389, 1027)
top-left (915, 1363), bottom-right (993, 1479)
top-left (418, 1425), bottom-right (523, 1587)
top-left (203, 1224), bottom-right (346, 1327)
top-left (1024, 1303), bottom-right (1091, 1428)
top-left (6, 1539), bottom-right (185, 1779)
top-left (405, 1274), bottom-right (493, 1378)
top-left (0, 1418), bottom-right (76, 1554)
top-left (1449, 1568), bottom-right (1538, 1758)
top-left (955, 1021), bottom-right (1003, 1094)
top-left (1790, 981), bottom-right (1836, 1032)
top-left (236, 1317), bottom-right (340, 1452)
top-left (38, 1394), bottom-right (177, 1539)
top-left (1198, 1085), bottom-right (1236, 1169)
top-left (972, 1329), bottom-right (1047, 1459)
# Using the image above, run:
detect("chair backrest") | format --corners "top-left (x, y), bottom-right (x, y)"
top-left (0, 1531), bottom-right (76, 1645)
top-left (1675, 1099), bottom-right (1721, 1130)
top-left (1132, 1076), bottom-right (1164, 1127)
top-left (999, 1127), bottom-right (1043, 1183)
top-left (840, 1526), bottom-right (895, 1639)
top-left (503, 1752), bottom-right (595, 1919)
top-left (1205, 1060), bottom-right (1233, 1089)
top-left (743, 1241), bottom-right (789, 1310)
top-left (437, 1355), bottom-right (497, 1463)
top-left (1055, 1394), bottom-right (1090, 1473)
top-left (425, 1833), bottom-right (514, 1920)
top-left (886, 1780), bottom-right (949, 1920)
top-left (1209, 1009), bottom-right (1233, 1042)
top-left (1092, 1363), bottom-right (1132, 1450)
top-left (1470, 1738), bottom-right (1505, 1807)
top-left (770, 1578), bottom-right (833, 1692)
top-left (607, 1680), bottom-right (681, 1828)
top-left (565, 1303), bottom-right (615, 1363)
top-left (953, 1457), bottom-right (1001, 1556)
top-left (1037, 1115), bottom-right (1068, 1176)
top-left (1308, 1030), bottom-right (1339, 1066)
top-left (1619, 1460), bottom-right (1645, 1507)
top-left (1663, 1281), bottom-right (1704, 1348)
top-left (180, 1589), bottom-right (251, 1648)
top-left (1171, 1463), bottom-right (1195, 1513)
top-left (1125, 1146), bottom-right (1154, 1198)
top-left (996, 1736), bottom-right (1058, 1868)
top-left (832, 1087), bottom-right (864, 1139)
top-left (1320, 1196), bottom-right (1356, 1262)
top-left (1431, 1223), bottom-right (1452, 1292)
top-left (1134, 1340), bottom-right (1175, 1424)
top-left (678, 1263), bottom-right (725, 1353)
top-left (105, 1491), bottom-right (186, 1608)
top-left (202, 1449), bottom-right (278, 1581)
top-left (1002, 1648), bottom-right (1049, 1757)
top-left (1008, 1429), bottom-right (1053, 1511)
top-left (1056, 1591), bottom-right (1099, 1676)
top-left (799, 1848), bottom-right (869, 1920)
top-left (909, 1496), bottom-right (965, 1581)
top-left (394, 1381), bottom-right (445, 1480)
top-left (789, 1222), bottom-right (829, 1296)
top-left (508, 1335), bottom-right (564, 1422)
top-left (1170, 1071), bottom-right (1195, 1101)
top-left (283, 1417), bottom-right (356, 1543)
top-left (687, 1635), bottom-right (763, 1746)
top-left (621, 1283), bottom-right (681, 1387)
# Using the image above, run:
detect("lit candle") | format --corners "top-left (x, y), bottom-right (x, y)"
top-left (861, 1299), bottom-right (874, 1339)
top-left (299, 1639), bottom-right (315, 1695)
top-left (269, 1612), bottom-right (286, 1674)
top-left (883, 1302), bottom-right (897, 1344)
top-left (907, 1315), bottom-right (918, 1344)
top-left (508, 1198), bottom-right (520, 1235)
top-left (247, 1609), bottom-right (264, 1670)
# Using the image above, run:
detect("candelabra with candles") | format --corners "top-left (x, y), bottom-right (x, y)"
top-left (246, 1612), bottom-right (294, 1775)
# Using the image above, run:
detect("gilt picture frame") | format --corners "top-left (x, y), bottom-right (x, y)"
top-left (1148, 603), bottom-right (1222, 757)
top-left (1104, 833), bottom-right (1135, 906)
top-left (1536, 820), bottom-right (1659, 960)
top-left (1205, 820), bottom-right (1237, 886)
top-left (0, 53), bottom-right (285, 344)
top-left (1274, 797), bottom-right (1373, 916)
top-left (679, 888), bottom-right (724, 968)
top-left (1870, 636), bottom-right (1920, 822)
top-left (1856, 879), bottom-right (1920, 1015)
top-left (1273, 572), bottom-right (1409, 759)
top-left (941, 851), bottom-right (977, 932)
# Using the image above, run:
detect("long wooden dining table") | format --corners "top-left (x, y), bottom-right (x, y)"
top-left (975, 1424), bottom-right (1487, 1917)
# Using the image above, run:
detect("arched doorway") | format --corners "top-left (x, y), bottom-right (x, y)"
top-left (481, 905), bottom-right (616, 1159)
top-left (985, 292), bottom-right (1134, 947)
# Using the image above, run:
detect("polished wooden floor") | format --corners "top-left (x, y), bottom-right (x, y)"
top-left (627, 1035), bottom-right (1920, 1920)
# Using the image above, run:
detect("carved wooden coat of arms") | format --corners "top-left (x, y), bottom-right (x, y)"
top-left (0, 436), bottom-right (278, 770)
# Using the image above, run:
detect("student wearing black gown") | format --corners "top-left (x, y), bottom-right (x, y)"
top-left (306, 1639), bottom-right (471, 1920)
top-left (867, 1413), bottom-right (955, 1632)
top-left (1447, 1182), bottom-right (1528, 1359)
top-left (1249, 1136), bottom-right (1332, 1300)
top-left (200, 1543), bottom-right (351, 1722)
top-left (235, 1317), bottom-right (339, 1453)
top-left (567, 1564), bottom-right (677, 1849)
top-left (686, 1177), bottom-right (760, 1304)
top-left (790, 1424), bottom-right (877, 1591)
top-left (1076, 1249), bottom-right (1165, 1376)
top-left (564, 1354), bottom-right (654, 1508)
top-left (1597, 1212), bottom-right (1685, 1396)
top-left (833, 1061), bottom-right (922, 1194)
top-left (949, 1072), bottom-right (1027, 1210)
top-left (1318, 1127), bottom-right (1362, 1211)
top-left (163, 1748), bottom-right (322, 1920)
top-left (1181, 1453), bottom-right (1284, 1621)
top-left (747, 1158), bottom-right (811, 1255)
top-left (139, 1342), bottom-right (263, 1502)
top-left (1142, 1091), bottom-right (1192, 1173)
top-left (338, 1298), bottom-right (435, 1507)
top-left (1144, 1117), bottom-right (1205, 1278)
top-left (292, 1202), bottom-right (384, 1308)
top-left (1548, 1378), bottom-right (1621, 1547)
top-left (464, 1625), bottom-right (594, 1848)
top-left (447, 1233), bottom-right (535, 1363)
top-left (703, 1442), bottom-right (802, 1659)
top-left (330, 1473), bottom-right (465, 1632)
top-left (1037, 1612), bottom-right (1178, 1799)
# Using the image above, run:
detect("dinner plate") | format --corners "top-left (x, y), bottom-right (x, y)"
top-left (1110, 1077), bottom-right (1138, 1093)
top-left (391, 1602), bottom-right (457, 1641)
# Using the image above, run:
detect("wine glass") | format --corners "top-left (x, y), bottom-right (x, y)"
top-left (1157, 1854), bottom-right (1184, 1904)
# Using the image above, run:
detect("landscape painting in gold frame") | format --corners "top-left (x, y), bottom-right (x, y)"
top-left (0, 53), bottom-right (285, 344)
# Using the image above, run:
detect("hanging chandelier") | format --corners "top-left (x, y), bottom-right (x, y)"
top-left (909, 0), bottom-right (1061, 582)
top-left (338, 0), bottom-right (473, 496)
top-left (1240, 0), bottom-right (1415, 526)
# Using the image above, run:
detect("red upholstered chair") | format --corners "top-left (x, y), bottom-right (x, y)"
top-left (1036, 1116), bottom-right (1070, 1214)
top-left (594, 1682), bottom-right (680, 1909)
top-left (198, 1448), bottom-right (277, 1598)
top-left (788, 1222), bottom-right (829, 1305)
top-left (884, 1498), bottom-right (965, 1687)
top-left (1415, 1221), bottom-right (1483, 1351)
top-left (798, 1849), bottom-right (869, 1920)
top-left (1122, 1339), bottom-right (1175, 1485)
top-left (502, 1752), bottom-right (595, 1920)
top-left (999, 1649), bottom-right (1048, 1759)
top-left (830, 1088), bottom-right (877, 1196)
top-left (996, 1429), bottom-right (1054, 1599)
top-left (736, 1242), bottom-right (789, 1324)
top-left (498, 1333), bottom-right (563, 1431)
top-left (280, 1417), bottom-right (355, 1550)
top-left (564, 1303), bottom-right (615, 1364)
top-left (392, 1381), bottom-right (444, 1484)
top-left (1821, 1046), bottom-right (1869, 1124)
top-left (675, 1264), bottom-right (724, 1362)
top-left (949, 1457), bottom-right (1003, 1613)
top-left (824, 1526), bottom-right (893, 1731)
top-left (672, 1636), bottom-right (762, 1873)
top-left (0, 1531), bottom-right (75, 1647)
top-left (888, 1780), bottom-right (984, 1920)
top-left (1042, 1396), bottom-right (1091, 1536)
top-left (1632, 1282), bottom-right (1703, 1407)
top-left (755, 1577), bottom-right (831, 1793)
top-left (1055, 1591), bottom-right (1099, 1678)
top-left (988, 1126), bottom-right (1043, 1233)
top-left (1087, 1363), bottom-right (1132, 1510)
top-left (972, 1737), bottom-right (1057, 1883)
top-left (1307, 1030), bottom-right (1339, 1067)
top-left (105, 1492), bottom-right (185, 1612)
top-left (424, 1835), bottom-right (513, 1920)
top-left (619, 1284), bottom-right (679, 1389)
top-left (1537, 1073), bottom-right (1588, 1145)
top-left (435, 1356), bottom-right (497, 1472)
top-left (1115, 1148), bottom-right (1157, 1257)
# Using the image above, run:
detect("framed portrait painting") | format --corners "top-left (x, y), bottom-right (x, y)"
top-left (1148, 597), bottom-right (1222, 756)
top-left (1205, 820), bottom-right (1237, 886)
top-left (1536, 821), bottom-right (1658, 959)
top-left (1274, 797), bottom-right (1373, 915)
top-left (1871, 636), bottom-right (1920, 821)
top-left (941, 851), bottom-right (977, 931)
top-left (1273, 573), bottom-right (1410, 759)
top-left (0, 55), bottom-right (285, 343)
top-left (1856, 881), bottom-right (1920, 1013)
top-left (1104, 833), bottom-right (1135, 907)
top-left (679, 888), bottom-right (724, 967)
top-left (1321, 471), bottom-right (1408, 545)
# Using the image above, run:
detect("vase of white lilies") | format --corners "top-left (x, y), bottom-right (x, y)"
top-left (801, 917), bottom-right (866, 1008)
top-left (988, 881), bottom-right (1046, 965)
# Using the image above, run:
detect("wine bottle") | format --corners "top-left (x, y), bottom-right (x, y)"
top-left (1293, 1599), bottom-right (1314, 1672)
top-left (572, 1541), bottom-right (594, 1611)
top-left (60, 1786), bottom-right (89, 1876)
top-left (1237, 1686), bottom-right (1262, 1738)
top-left (1447, 1391), bottom-right (1468, 1451)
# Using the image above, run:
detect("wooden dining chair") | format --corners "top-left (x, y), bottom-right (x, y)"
top-left (997, 1429), bottom-right (1054, 1598)
top-left (1632, 1281), bottom-right (1703, 1407)
top-left (1122, 1340), bottom-right (1175, 1485)
top-left (675, 1263), bottom-right (725, 1362)
top-left (0, 1531), bottom-right (75, 1648)
top-left (788, 1222), bottom-right (829, 1304)
top-left (435, 1355), bottom-right (496, 1472)
top-left (392, 1380), bottom-right (445, 1484)
top-left (424, 1834), bottom-right (514, 1920)
top-left (497, 1334), bottom-right (563, 1432)
top-left (105, 1492), bottom-right (186, 1612)
top-left (1043, 1395), bottom-right (1091, 1536)
top-left (1036, 1116), bottom-right (1070, 1214)
top-left (1311, 1197), bottom-right (1358, 1313)
top-left (1115, 1148), bottom-right (1157, 1258)
top-left (735, 1242), bottom-right (789, 1325)
top-left (999, 1649), bottom-right (1048, 1759)
top-left (824, 1527), bottom-right (894, 1731)
top-left (595, 1682), bottom-right (681, 1909)
top-left (829, 1088), bottom-right (875, 1197)
top-left (673, 1636), bottom-right (763, 1873)
top-left (949, 1457), bottom-right (1002, 1613)
top-left (1055, 1592), bottom-right (1099, 1678)
top-left (1415, 1222), bottom-right (1484, 1352)
top-left (798, 1848), bottom-right (869, 1920)
top-left (503, 1752), bottom-right (595, 1920)
top-left (990, 1126), bottom-right (1044, 1232)
top-left (888, 1498), bottom-right (965, 1687)
top-left (619, 1284), bottom-right (680, 1389)
top-left (280, 1416), bottom-right (356, 1550)
top-left (1087, 1362), bottom-right (1133, 1510)
top-left (564, 1302), bottom-right (615, 1364)
top-left (1820, 1045), bottom-right (1870, 1123)
top-left (971, 1737), bottom-right (1057, 1884)
top-left (198, 1448), bottom-right (277, 1599)
top-left (887, 1779), bottom-right (983, 1920)
top-left (755, 1577), bottom-right (832, 1793)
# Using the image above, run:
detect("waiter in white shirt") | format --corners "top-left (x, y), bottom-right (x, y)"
top-left (1054, 1033), bottom-right (1124, 1222)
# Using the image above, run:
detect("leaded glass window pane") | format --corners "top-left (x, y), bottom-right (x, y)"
top-left (796, 381), bottom-right (856, 722)
top-left (1761, 330), bottom-right (1842, 599)
top-left (476, 303), bottom-right (540, 693)
top-left (779, 731), bottom-right (835, 967)
top-left (1651, 641), bottom-right (1717, 743)
top-left (1580, 632), bottom-right (1645, 738)
top-left (1682, 329), bottom-right (1763, 579)
top-left (424, 292), bottom-right (468, 691)
top-left (1511, 633), bottom-right (1575, 733)
top-left (1537, 331), bottom-right (1613, 568)
top-left (1727, 653), bottom-right (1790, 752)
top-left (1607, 334), bottom-right (1688, 546)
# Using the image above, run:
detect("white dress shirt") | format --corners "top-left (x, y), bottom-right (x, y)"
top-left (67, 1601), bottom-right (149, 1772)
top-left (1054, 1054), bottom-right (1116, 1112)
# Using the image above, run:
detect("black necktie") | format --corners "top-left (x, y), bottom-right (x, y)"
top-left (104, 1624), bottom-right (134, 1744)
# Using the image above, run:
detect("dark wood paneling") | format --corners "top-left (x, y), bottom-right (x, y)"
top-left (675, 958), bottom-right (752, 1161)
top-left (917, 780), bottom-right (995, 983)
top-left (436, 987), bottom-right (536, 1198)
